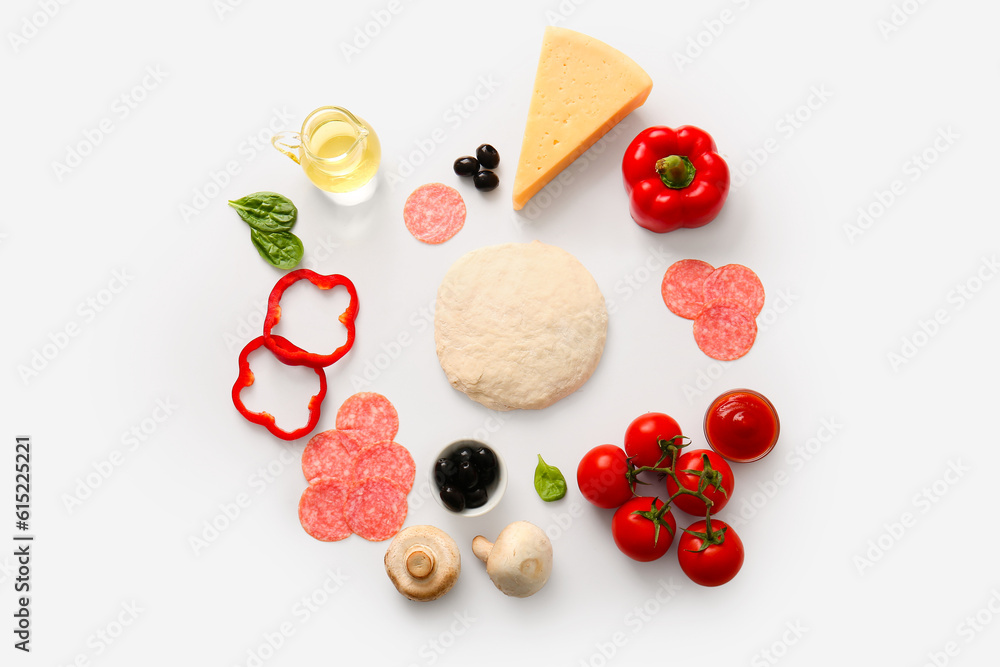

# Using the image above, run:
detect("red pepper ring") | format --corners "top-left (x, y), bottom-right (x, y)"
top-left (262, 269), bottom-right (359, 368)
top-left (232, 335), bottom-right (327, 441)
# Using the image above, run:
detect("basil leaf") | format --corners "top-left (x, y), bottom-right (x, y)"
top-left (249, 229), bottom-right (303, 270)
top-left (534, 455), bottom-right (567, 502)
top-left (228, 192), bottom-right (297, 233)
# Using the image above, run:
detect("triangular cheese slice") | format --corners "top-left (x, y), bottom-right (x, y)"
top-left (513, 27), bottom-right (653, 210)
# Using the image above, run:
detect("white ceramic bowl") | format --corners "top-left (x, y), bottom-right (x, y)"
top-left (429, 440), bottom-right (507, 518)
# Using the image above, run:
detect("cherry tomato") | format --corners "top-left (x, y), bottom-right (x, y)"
top-left (677, 519), bottom-right (744, 587)
top-left (612, 496), bottom-right (677, 562)
top-left (665, 449), bottom-right (735, 516)
top-left (577, 445), bottom-right (633, 509)
top-left (624, 412), bottom-right (683, 468)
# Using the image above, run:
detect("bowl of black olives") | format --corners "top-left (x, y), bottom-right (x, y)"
top-left (431, 440), bottom-right (507, 517)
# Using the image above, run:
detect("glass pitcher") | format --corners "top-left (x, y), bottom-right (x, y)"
top-left (272, 106), bottom-right (381, 205)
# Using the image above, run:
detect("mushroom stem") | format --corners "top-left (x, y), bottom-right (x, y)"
top-left (404, 545), bottom-right (436, 579)
top-left (384, 525), bottom-right (461, 602)
top-left (472, 535), bottom-right (494, 563)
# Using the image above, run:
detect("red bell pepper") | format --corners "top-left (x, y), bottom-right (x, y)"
top-left (622, 126), bottom-right (730, 233)
top-left (262, 270), bottom-right (359, 368)
top-left (231, 335), bottom-right (327, 441)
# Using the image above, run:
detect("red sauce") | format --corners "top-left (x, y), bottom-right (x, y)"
top-left (704, 389), bottom-right (779, 463)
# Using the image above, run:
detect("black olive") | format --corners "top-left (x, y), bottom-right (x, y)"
top-left (472, 447), bottom-right (498, 486)
top-left (478, 465), bottom-right (496, 488)
top-left (452, 447), bottom-right (474, 465)
top-left (476, 144), bottom-right (500, 169)
top-left (456, 461), bottom-right (479, 490)
top-left (440, 485), bottom-right (466, 512)
top-left (473, 170), bottom-right (499, 192)
top-left (453, 156), bottom-right (479, 177)
top-left (464, 486), bottom-right (489, 509)
top-left (434, 458), bottom-right (457, 488)
top-left (472, 446), bottom-right (497, 472)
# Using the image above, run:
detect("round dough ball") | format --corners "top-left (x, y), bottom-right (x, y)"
top-left (434, 241), bottom-right (608, 411)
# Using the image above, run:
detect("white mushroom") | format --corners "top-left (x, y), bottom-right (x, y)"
top-left (384, 525), bottom-right (461, 601)
top-left (472, 521), bottom-right (552, 598)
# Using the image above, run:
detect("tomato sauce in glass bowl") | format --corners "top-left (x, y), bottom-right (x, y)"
top-left (704, 389), bottom-right (779, 463)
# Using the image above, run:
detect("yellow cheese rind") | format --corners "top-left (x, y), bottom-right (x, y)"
top-left (512, 27), bottom-right (653, 210)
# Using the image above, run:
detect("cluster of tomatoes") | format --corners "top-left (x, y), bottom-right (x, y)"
top-left (576, 412), bottom-right (745, 587)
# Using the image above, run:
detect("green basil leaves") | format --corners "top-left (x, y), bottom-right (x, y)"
top-left (228, 192), bottom-right (297, 232)
top-left (534, 455), bottom-right (567, 502)
top-left (249, 229), bottom-right (304, 270)
top-left (229, 192), bottom-right (303, 269)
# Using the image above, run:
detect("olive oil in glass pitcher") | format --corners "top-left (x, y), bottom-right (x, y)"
top-left (272, 106), bottom-right (381, 205)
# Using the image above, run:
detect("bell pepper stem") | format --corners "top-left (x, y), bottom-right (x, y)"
top-left (655, 155), bottom-right (696, 189)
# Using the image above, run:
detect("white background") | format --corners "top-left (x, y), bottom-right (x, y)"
top-left (4, 0), bottom-right (1000, 665)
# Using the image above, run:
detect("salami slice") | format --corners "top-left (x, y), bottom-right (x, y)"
top-left (302, 430), bottom-right (360, 484)
top-left (298, 478), bottom-right (352, 542)
top-left (693, 299), bottom-right (758, 361)
top-left (353, 441), bottom-right (415, 492)
top-left (661, 259), bottom-right (715, 319)
top-left (344, 477), bottom-right (408, 542)
top-left (702, 264), bottom-right (765, 317)
top-left (335, 393), bottom-right (399, 449)
top-left (403, 183), bottom-right (466, 245)
top-left (335, 430), bottom-right (363, 455)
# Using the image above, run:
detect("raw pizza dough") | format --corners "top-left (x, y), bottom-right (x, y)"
top-left (434, 241), bottom-right (608, 411)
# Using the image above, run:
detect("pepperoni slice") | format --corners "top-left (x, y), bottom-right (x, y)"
top-left (353, 441), bottom-right (415, 493)
top-left (302, 430), bottom-right (360, 484)
top-left (335, 393), bottom-right (399, 449)
top-left (661, 259), bottom-right (715, 319)
top-left (298, 478), bottom-right (352, 542)
top-left (335, 430), bottom-right (363, 455)
top-left (693, 299), bottom-right (758, 361)
top-left (702, 264), bottom-right (765, 317)
top-left (343, 477), bottom-right (408, 542)
top-left (403, 183), bottom-right (467, 245)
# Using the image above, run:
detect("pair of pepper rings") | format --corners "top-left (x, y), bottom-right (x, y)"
top-left (231, 270), bottom-right (360, 440)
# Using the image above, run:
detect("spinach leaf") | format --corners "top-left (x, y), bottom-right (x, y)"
top-left (534, 455), bottom-right (567, 502)
top-left (249, 229), bottom-right (303, 270)
top-left (228, 192), bottom-right (297, 233)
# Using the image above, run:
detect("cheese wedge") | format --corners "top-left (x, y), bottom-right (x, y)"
top-left (512, 27), bottom-right (653, 210)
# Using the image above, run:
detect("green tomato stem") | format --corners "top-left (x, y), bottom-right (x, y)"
top-left (626, 436), bottom-right (721, 521)
top-left (626, 438), bottom-right (730, 552)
